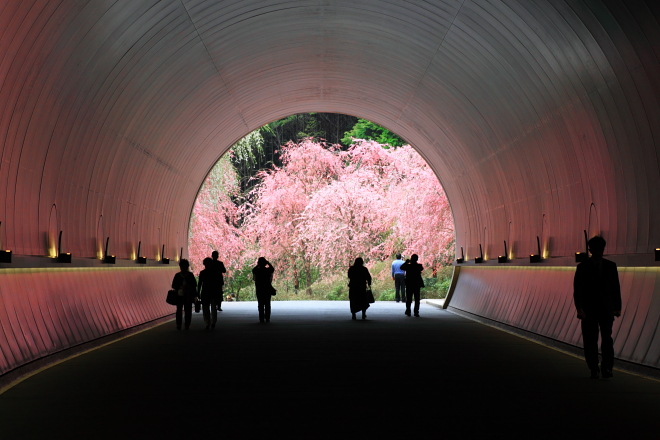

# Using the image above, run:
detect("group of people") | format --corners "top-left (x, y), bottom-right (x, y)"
top-left (348, 253), bottom-right (425, 320)
top-left (171, 251), bottom-right (226, 330)
top-left (170, 253), bottom-right (276, 328)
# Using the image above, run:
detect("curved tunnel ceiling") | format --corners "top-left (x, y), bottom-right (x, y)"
top-left (1, 0), bottom-right (659, 261)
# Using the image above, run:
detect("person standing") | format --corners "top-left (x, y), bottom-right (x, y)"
top-left (211, 250), bottom-right (227, 311)
top-left (401, 254), bottom-right (424, 317)
top-left (253, 257), bottom-right (275, 323)
top-left (171, 259), bottom-right (197, 330)
top-left (573, 236), bottom-right (622, 379)
top-left (348, 257), bottom-right (372, 320)
top-left (391, 253), bottom-right (406, 303)
top-left (198, 257), bottom-right (220, 329)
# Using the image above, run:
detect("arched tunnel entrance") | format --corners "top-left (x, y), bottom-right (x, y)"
top-left (1, 0), bottom-right (660, 404)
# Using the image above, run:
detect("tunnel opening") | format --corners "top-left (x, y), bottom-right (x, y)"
top-left (188, 113), bottom-right (456, 302)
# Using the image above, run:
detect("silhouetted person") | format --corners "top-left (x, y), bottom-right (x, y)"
top-left (401, 254), bottom-right (423, 317)
top-left (253, 257), bottom-right (275, 323)
top-left (574, 236), bottom-right (621, 379)
top-left (211, 250), bottom-right (227, 311)
top-left (171, 259), bottom-right (197, 330)
top-left (391, 253), bottom-right (406, 303)
top-left (198, 257), bottom-right (221, 329)
top-left (348, 257), bottom-right (372, 320)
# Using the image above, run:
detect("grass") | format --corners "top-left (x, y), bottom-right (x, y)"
top-left (230, 262), bottom-right (454, 302)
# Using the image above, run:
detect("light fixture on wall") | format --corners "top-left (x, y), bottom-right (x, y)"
top-left (136, 241), bottom-right (147, 264)
top-left (530, 236), bottom-right (542, 263)
top-left (179, 247), bottom-right (183, 262)
top-left (575, 230), bottom-right (588, 263)
top-left (655, 248), bottom-right (660, 262)
top-left (498, 241), bottom-right (509, 263)
top-left (103, 237), bottom-right (116, 264)
top-left (0, 222), bottom-right (10, 263)
top-left (57, 231), bottom-right (72, 263)
top-left (161, 244), bottom-right (169, 264)
top-left (475, 244), bottom-right (484, 263)
top-left (456, 247), bottom-right (465, 264)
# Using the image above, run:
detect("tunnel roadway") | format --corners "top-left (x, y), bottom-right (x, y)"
top-left (1, 301), bottom-right (659, 439)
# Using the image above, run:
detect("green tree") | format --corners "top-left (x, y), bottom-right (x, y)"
top-left (341, 119), bottom-right (406, 147)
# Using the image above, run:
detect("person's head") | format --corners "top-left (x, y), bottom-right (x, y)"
top-left (588, 236), bottom-right (606, 258)
top-left (353, 257), bottom-right (364, 267)
top-left (396, 253), bottom-right (402, 260)
top-left (410, 254), bottom-right (419, 263)
top-left (257, 256), bottom-right (267, 267)
top-left (203, 257), bottom-right (213, 268)
top-left (179, 259), bottom-right (190, 271)
top-left (211, 251), bottom-right (219, 260)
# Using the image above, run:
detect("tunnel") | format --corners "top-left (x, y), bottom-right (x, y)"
top-left (1, 0), bottom-right (659, 382)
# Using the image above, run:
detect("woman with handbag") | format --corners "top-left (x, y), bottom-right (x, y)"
top-left (171, 259), bottom-right (197, 330)
top-left (348, 257), bottom-right (372, 320)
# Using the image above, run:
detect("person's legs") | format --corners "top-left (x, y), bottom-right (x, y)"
top-left (210, 299), bottom-right (218, 327)
top-left (581, 316), bottom-right (600, 374)
top-left (257, 296), bottom-right (265, 322)
top-left (412, 288), bottom-right (421, 316)
top-left (394, 275), bottom-right (402, 302)
top-left (202, 301), bottom-right (210, 326)
top-left (598, 314), bottom-right (615, 375)
top-left (405, 289), bottom-right (412, 316)
top-left (184, 300), bottom-right (192, 329)
top-left (176, 302), bottom-right (183, 329)
top-left (264, 295), bottom-right (271, 321)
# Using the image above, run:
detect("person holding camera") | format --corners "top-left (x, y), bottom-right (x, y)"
top-left (253, 257), bottom-right (275, 323)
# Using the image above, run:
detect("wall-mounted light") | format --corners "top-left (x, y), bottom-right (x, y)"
top-left (655, 248), bottom-right (660, 262)
top-left (498, 240), bottom-right (509, 263)
top-left (103, 237), bottom-right (116, 264)
top-left (456, 246), bottom-right (465, 264)
top-left (530, 236), bottom-right (542, 263)
top-left (57, 231), bottom-right (72, 263)
top-left (475, 244), bottom-right (484, 263)
top-left (136, 241), bottom-right (147, 264)
top-left (161, 244), bottom-right (169, 264)
top-left (178, 247), bottom-right (183, 262)
top-left (0, 250), bottom-right (12, 263)
top-left (575, 230), bottom-right (588, 263)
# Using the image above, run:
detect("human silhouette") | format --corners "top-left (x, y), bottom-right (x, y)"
top-left (211, 250), bottom-right (227, 311)
top-left (171, 259), bottom-right (197, 330)
top-left (348, 257), bottom-right (372, 320)
top-left (573, 236), bottom-right (622, 379)
top-left (401, 254), bottom-right (424, 317)
top-left (252, 257), bottom-right (275, 323)
top-left (198, 257), bottom-right (221, 329)
top-left (391, 253), bottom-right (406, 303)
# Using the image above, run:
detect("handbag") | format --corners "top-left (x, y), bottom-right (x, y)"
top-left (166, 289), bottom-right (178, 305)
top-left (366, 286), bottom-right (375, 304)
top-left (270, 285), bottom-right (277, 296)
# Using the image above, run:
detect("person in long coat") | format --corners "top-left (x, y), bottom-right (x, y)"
top-left (348, 257), bottom-right (372, 320)
top-left (197, 257), bottom-right (221, 329)
top-left (171, 259), bottom-right (197, 330)
top-left (253, 257), bottom-right (275, 323)
top-left (401, 254), bottom-right (424, 317)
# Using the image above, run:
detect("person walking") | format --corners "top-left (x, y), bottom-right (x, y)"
top-left (171, 259), bottom-right (197, 330)
top-left (198, 257), bottom-right (221, 329)
top-left (401, 254), bottom-right (424, 317)
top-left (211, 251), bottom-right (227, 311)
top-left (573, 236), bottom-right (622, 379)
top-left (391, 253), bottom-right (406, 303)
top-left (348, 257), bottom-right (372, 320)
top-left (253, 257), bottom-right (275, 323)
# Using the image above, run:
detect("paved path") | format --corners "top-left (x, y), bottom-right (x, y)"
top-left (1, 301), bottom-right (659, 439)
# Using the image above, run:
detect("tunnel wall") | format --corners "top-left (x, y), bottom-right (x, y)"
top-left (0, 267), bottom-right (171, 377)
top-left (449, 265), bottom-right (660, 369)
top-left (1, 0), bottom-right (660, 375)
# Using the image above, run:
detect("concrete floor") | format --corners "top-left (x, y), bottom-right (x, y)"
top-left (1, 301), bottom-right (659, 439)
